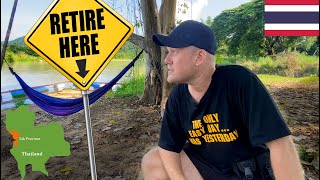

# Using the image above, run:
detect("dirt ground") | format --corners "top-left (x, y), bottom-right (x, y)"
top-left (1, 81), bottom-right (319, 180)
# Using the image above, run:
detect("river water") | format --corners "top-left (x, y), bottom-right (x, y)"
top-left (1, 59), bottom-right (145, 109)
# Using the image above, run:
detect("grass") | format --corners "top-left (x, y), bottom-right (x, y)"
top-left (258, 74), bottom-right (319, 85)
top-left (106, 74), bottom-right (318, 98)
top-left (107, 74), bottom-right (145, 97)
top-left (220, 52), bottom-right (319, 78)
top-left (298, 146), bottom-right (318, 163)
top-left (106, 73), bottom-right (318, 98)
top-left (107, 57), bottom-right (146, 97)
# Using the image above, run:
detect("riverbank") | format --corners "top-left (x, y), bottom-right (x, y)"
top-left (1, 80), bottom-right (319, 180)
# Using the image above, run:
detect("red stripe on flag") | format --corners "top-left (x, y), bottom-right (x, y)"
top-left (264, 30), bottom-right (319, 36)
top-left (265, 0), bottom-right (319, 5)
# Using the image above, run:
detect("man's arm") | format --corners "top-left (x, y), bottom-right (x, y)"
top-left (159, 147), bottom-right (185, 180)
top-left (266, 135), bottom-right (305, 180)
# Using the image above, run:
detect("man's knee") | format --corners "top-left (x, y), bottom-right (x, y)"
top-left (141, 147), bottom-right (162, 171)
top-left (142, 147), bottom-right (168, 179)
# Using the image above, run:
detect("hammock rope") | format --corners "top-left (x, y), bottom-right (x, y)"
top-left (8, 49), bottom-right (144, 116)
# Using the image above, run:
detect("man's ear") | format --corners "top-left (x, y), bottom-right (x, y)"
top-left (195, 49), bottom-right (207, 66)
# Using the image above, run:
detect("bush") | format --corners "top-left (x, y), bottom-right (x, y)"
top-left (4, 50), bottom-right (39, 62)
top-left (5, 51), bottom-right (15, 63)
top-left (240, 60), bottom-right (260, 74)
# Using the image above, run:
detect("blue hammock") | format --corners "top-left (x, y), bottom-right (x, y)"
top-left (8, 49), bottom-right (144, 116)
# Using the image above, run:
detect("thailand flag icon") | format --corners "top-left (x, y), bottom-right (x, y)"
top-left (264, 0), bottom-right (319, 36)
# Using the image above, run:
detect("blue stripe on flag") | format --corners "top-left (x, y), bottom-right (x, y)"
top-left (265, 12), bottom-right (319, 23)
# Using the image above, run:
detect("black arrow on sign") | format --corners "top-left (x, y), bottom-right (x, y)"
top-left (76, 59), bottom-right (89, 78)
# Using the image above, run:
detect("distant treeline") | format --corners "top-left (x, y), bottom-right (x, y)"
top-left (1, 39), bottom-right (140, 62)
top-left (201, 0), bottom-right (319, 58)
top-left (2, 0), bottom-right (319, 62)
top-left (6, 43), bottom-right (39, 57)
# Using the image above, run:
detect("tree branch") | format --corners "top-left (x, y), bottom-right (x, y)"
top-left (128, 33), bottom-right (145, 50)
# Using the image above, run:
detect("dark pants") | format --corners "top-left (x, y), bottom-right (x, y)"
top-left (183, 147), bottom-right (241, 180)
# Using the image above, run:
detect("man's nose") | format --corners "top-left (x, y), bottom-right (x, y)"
top-left (164, 56), bottom-right (171, 65)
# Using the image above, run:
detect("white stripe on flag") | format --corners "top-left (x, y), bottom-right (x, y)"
top-left (265, 5), bottom-right (319, 12)
top-left (264, 24), bottom-right (319, 30)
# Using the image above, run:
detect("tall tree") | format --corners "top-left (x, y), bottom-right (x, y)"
top-left (139, 0), bottom-right (162, 105)
top-left (211, 0), bottom-right (265, 57)
top-left (210, 0), bottom-right (317, 57)
top-left (128, 0), bottom-right (177, 109)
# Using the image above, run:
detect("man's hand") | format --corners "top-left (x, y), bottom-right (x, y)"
top-left (266, 135), bottom-right (305, 180)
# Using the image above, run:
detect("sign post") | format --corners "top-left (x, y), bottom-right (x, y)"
top-left (24, 0), bottom-right (134, 179)
top-left (82, 90), bottom-right (97, 180)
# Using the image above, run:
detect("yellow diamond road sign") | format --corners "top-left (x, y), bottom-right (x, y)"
top-left (24, 0), bottom-right (134, 90)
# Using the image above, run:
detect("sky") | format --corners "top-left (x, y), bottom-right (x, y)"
top-left (1, 0), bottom-right (251, 41)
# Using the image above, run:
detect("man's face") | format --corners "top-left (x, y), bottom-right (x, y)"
top-left (165, 46), bottom-right (197, 84)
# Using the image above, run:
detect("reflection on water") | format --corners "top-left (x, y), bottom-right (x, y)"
top-left (1, 59), bottom-right (145, 110)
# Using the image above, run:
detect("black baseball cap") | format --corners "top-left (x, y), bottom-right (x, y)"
top-left (152, 20), bottom-right (217, 55)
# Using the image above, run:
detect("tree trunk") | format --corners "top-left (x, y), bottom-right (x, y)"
top-left (267, 37), bottom-right (278, 56)
top-left (159, 0), bottom-right (177, 116)
top-left (139, 0), bottom-right (162, 104)
top-left (130, 0), bottom-right (177, 106)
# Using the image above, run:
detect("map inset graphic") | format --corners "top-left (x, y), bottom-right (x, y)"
top-left (6, 105), bottom-right (70, 179)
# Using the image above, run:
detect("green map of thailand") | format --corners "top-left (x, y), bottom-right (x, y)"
top-left (6, 105), bottom-right (70, 180)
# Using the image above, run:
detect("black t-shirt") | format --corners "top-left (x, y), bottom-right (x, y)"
top-left (158, 65), bottom-right (291, 175)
